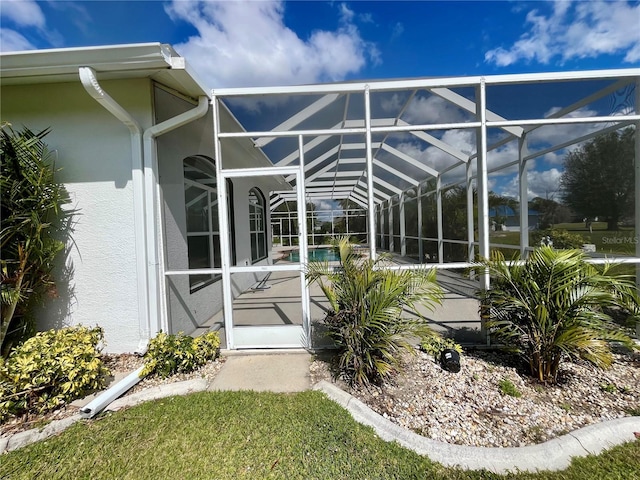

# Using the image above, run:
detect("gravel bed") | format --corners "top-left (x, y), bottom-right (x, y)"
top-left (310, 348), bottom-right (640, 448)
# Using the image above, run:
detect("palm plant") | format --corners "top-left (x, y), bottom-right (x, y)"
top-left (475, 247), bottom-right (638, 384)
top-left (0, 124), bottom-right (74, 355)
top-left (306, 237), bottom-right (443, 386)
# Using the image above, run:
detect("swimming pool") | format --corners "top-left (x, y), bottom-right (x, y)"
top-left (286, 248), bottom-right (341, 263)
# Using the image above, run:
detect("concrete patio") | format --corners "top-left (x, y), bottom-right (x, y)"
top-left (198, 249), bottom-right (484, 349)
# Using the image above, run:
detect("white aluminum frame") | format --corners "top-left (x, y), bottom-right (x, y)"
top-left (205, 69), bottom-right (640, 349)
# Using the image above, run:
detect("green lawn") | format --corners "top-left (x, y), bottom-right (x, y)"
top-left (489, 223), bottom-right (637, 256)
top-left (1, 391), bottom-right (638, 480)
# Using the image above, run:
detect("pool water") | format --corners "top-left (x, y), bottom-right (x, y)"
top-left (286, 248), bottom-right (341, 263)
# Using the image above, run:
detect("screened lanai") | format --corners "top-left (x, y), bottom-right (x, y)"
top-left (206, 69), bottom-right (640, 350)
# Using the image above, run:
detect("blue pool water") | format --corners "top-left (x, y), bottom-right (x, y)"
top-left (286, 248), bottom-right (341, 263)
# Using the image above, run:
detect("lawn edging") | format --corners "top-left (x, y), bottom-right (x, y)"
top-left (313, 380), bottom-right (640, 474)
top-left (0, 378), bottom-right (209, 454)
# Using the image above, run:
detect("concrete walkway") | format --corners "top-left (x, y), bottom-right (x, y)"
top-left (208, 351), bottom-right (312, 392)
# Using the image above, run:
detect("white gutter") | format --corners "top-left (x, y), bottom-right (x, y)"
top-left (80, 67), bottom-right (210, 351)
top-left (142, 95), bottom-right (209, 333)
top-left (79, 66), bottom-right (150, 352)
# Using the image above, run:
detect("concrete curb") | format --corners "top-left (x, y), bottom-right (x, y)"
top-left (1, 378), bottom-right (209, 454)
top-left (105, 378), bottom-right (208, 412)
top-left (313, 380), bottom-right (640, 474)
top-left (1, 414), bottom-right (83, 454)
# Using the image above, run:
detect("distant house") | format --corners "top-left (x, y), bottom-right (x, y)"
top-left (1, 44), bottom-right (289, 353)
top-left (489, 205), bottom-right (540, 232)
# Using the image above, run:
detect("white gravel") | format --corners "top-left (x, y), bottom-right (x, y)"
top-left (310, 348), bottom-right (640, 448)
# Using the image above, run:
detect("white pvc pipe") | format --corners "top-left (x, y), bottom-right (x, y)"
top-left (80, 366), bottom-right (145, 418)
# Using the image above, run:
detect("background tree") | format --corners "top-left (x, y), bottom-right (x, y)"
top-left (560, 128), bottom-right (635, 231)
top-left (0, 124), bottom-right (74, 356)
top-left (529, 196), bottom-right (572, 229)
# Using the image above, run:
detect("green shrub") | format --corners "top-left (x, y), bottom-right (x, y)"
top-left (1, 124), bottom-right (76, 356)
top-left (419, 334), bottom-right (462, 358)
top-left (531, 228), bottom-right (585, 249)
top-left (476, 247), bottom-right (638, 384)
top-left (141, 331), bottom-right (220, 379)
top-left (0, 326), bottom-right (109, 422)
top-left (306, 236), bottom-right (443, 386)
top-left (498, 378), bottom-right (522, 397)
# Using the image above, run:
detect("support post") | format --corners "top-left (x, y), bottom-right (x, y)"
top-left (418, 183), bottom-right (424, 263)
top-left (436, 176), bottom-right (444, 263)
top-left (297, 135), bottom-right (311, 347)
top-left (476, 79), bottom-right (490, 289)
top-left (364, 85), bottom-right (377, 260)
top-left (466, 160), bottom-right (475, 263)
top-left (519, 134), bottom-right (530, 257)
top-left (476, 79), bottom-right (491, 346)
top-left (388, 198), bottom-right (396, 252)
top-left (400, 192), bottom-right (407, 257)
top-left (635, 78), bottom-right (640, 337)
top-left (212, 95), bottom-right (234, 350)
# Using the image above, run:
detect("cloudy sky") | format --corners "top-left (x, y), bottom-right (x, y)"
top-left (3, 1), bottom-right (639, 86)
top-left (2, 0), bottom-right (639, 200)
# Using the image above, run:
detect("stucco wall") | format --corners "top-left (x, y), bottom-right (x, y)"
top-left (2, 79), bottom-right (153, 353)
top-left (155, 87), bottom-right (272, 335)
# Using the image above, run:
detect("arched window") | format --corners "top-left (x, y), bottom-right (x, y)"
top-left (248, 188), bottom-right (267, 262)
top-left (184, 156), bottom-right (235, 291)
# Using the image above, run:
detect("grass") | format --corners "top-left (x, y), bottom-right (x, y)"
top-left (498, 378), bottom-right (523, 398)
top-left (1, 391), bottom-right (639, 480)
top-left (489, 222), bottom-right (637, 256)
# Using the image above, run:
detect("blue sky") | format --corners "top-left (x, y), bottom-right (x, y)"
top-left (2, 1), bottom-right (639, 88)
top-left (1, 0), bottom-right (639, 201)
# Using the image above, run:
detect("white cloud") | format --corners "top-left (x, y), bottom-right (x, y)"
top-left (0, 0), bottom-right (45, 29)
top-left (381, 93), bottom-right (473, 125)
top-left (0, 28), bottom-right (36, 52)
top-left (485, 1), bottom-right (640, 66)
top-left (499, 168), bottom-right (563, 200)
top-left (166, 0), bottom-right (379, 88)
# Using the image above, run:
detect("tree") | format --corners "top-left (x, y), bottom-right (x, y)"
top-left (306, 237), bottom-right (443, 386)
top-left (0, 124), bottom-right (74, 355)
top-left (476, 247), bottom-right (638, 383)
top-left (529, 197), bottom-right (572, 229)
top-left (560, 128), bottom-right (635, 231)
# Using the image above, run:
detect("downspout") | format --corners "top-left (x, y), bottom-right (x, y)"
top-left (142, 95), bottom-right (209, 334)
top-left (79, 67), bottom-right (150, 353)
top-left (80, 66), bottom-right (210, 354)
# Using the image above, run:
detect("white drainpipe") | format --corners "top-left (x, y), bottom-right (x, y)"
top-left (80, 66), bottom-right (210, 352)
top-left (79, 67), bottom-right (150, 352)
top-left (79, 365), bottom-right (145, 418)
top-left (142, 96), bottom-right (209, 333)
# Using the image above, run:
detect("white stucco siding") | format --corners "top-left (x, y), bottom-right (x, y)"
top-left (2, 79), bottom-right (154, 353)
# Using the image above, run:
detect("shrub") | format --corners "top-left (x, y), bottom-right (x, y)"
top-left (1, 124), bottom-right (76, 356)
top-left (419, 334), bottom-right (462, 358)
top-left (476, 247), bottom-right (638, 384)
top-left (141, 331), bottom-right (220, 379)
top-left (0, 326), bottom-right (109, 421)
top-left (306, 236), bottom-right (443, 386)
top-left (531, 228), bottom-right (585, 249)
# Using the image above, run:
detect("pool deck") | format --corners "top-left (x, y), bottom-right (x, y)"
top-left (198, 247), bottom-right (484, 349)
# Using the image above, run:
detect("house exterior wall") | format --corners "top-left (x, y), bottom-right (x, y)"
top-left (154, 86), bottom-right (272, 335)
top-left (2, 79), bottom-right (154, 353)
